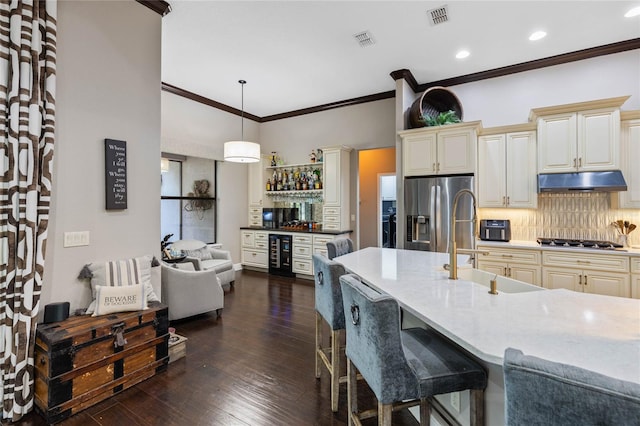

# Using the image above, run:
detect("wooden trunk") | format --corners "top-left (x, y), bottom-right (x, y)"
top-left (34, 302), bottom-right (169, 424)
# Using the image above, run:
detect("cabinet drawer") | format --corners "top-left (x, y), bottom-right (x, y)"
top-left (241, 231), bottom-right (255, 248)
top-left (631, 257), bottom-right (640, 274)
top-left (293, 244), bottom-right (312, 258)
top-left (324, 215), bottom-right (340, 224)
top-left (255, 232), bottom-right (269, 242)
top-left (242, 249), bottom-right (268, 267)
top-left (323, 207), bottom-right (341, 216)
top-left (542, 251), bottom-right (629, 273)
top-left (323, 222), bottom-right (340, 231)
top-left (293, 234), bottom-right (312, 244)
top-left (255, 241), bottom-right (268, 250)
top-left (248, 207), bottom-right (262, 215)
top-left (249, 214), bottom-right (262, 223)
top-left (313, 235), bottom-right (335, 246)
top-left (476, 247), bottom-right (540, 265)
top-left (292, 258), bottom-right (312, 275)
top-left (314, 247), bottom-right (329, 258)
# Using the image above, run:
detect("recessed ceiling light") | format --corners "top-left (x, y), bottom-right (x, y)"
top-left (529, 31), bottom-right (547, 41)
top-left (456, 50), bottom-right (470, 59)
top-left (625, 6), bottom-right (640, 18)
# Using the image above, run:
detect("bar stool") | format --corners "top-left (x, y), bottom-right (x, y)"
top-left (504, 348), bottom-right (640, 426)
top-left (339, 274), bottom-right (487, 426)
top-left (326, 238), bottom-right (354, 260)
top-left (312, 253), bottom-right (348, 412)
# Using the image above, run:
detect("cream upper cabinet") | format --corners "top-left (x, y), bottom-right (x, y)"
top-left (478, 127), bottom-right (537, 208)
top-left (616, 115), bottom-right (640, 209)
top-left (322, 146), bottom-right (352, 231)
top-left (399, 121), bottom-right (481, 177)
top-left (248, 156), bottom-right (270, 207)
top-left (531, 97), bottom-right (627, 174)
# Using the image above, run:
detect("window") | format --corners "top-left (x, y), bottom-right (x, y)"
top-left (161, 155), bottom-right (217, 244)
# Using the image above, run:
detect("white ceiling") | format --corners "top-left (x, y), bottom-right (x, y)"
top-left (161, 1), bottom-right (640, 118)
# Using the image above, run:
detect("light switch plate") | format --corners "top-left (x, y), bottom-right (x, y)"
top-left (63, 231), bottom-right (90, 247)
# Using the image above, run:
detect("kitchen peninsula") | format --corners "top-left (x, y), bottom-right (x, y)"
top-left (335, 247), bottom-right (640, 426)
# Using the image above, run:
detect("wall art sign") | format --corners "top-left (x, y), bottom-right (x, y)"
top-left (104, 139), bottom-right (127, 210)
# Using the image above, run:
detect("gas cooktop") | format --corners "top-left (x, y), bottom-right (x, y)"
top-left (536, 238), bottom-right (623, 250)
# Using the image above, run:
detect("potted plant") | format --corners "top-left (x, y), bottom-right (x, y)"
top-left (420, 110), bottom-right (461, 127)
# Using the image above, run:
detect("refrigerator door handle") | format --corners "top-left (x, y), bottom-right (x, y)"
top-left (429, 185), bottom-right (437, 251)
top-left (435, 185), bottom-right (442, 250)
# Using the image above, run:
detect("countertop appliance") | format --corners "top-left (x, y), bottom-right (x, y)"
top-left (537, 237), bottom-right (623, 250)
top-left (269, 234), bottom-right (294, 277)
top-left (404, 175), bottom-right (475, 252)
top-left (480, 219), bottom-right (511, 242)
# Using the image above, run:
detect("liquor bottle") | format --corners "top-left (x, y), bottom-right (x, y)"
top-left (266, 178), bottom-right (271, 191)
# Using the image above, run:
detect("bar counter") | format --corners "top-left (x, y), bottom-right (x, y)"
top-left (334, 247), bottom-right (640, 425)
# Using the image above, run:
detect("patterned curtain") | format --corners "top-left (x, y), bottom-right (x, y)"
top-left (0, 0), bottom-right (56, 421)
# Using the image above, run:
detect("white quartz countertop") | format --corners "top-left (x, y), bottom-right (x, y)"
top-left (335, 247), bottom-right (640, 384)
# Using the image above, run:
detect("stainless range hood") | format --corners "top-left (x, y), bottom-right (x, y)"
top-left (537, 170), bottom-right (627, 193)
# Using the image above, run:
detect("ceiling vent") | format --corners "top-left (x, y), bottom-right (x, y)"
top-left (427, 5), bottom-right (449, 25)
top-left (353, 31), bottom-right (375, 48)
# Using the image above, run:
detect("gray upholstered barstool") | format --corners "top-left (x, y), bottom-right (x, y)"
top-left (340, 274), bottom-right (487, 426)
top-left (504, 348), bottom-right (640, 426)
top-left (326, 238), bottom-right (354, 260)
top-left (312, 253), bottom-right (348, 412)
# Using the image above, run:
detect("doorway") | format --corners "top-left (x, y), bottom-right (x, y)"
top-left (379, 174), bottom-right (397, 247)
top-left (357, 147), bottom-right (396, 249)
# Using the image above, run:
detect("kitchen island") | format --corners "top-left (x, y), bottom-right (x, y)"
top-left (335, 247), bottom-right (640, 425)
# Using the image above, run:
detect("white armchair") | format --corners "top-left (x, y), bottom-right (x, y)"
top-left (160, 263), bottom-right (224, 321)
top-left (169, 240), bottom-right (235, 290)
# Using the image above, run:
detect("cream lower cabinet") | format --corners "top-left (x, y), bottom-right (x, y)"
top-left (312, 234), bottom-right (336, 259)
top-left (241, 230), bottom-right (268, 269)
top-left (541, 251), bottom-right (630, 298)
top-left (631, 257), bottom-right (640, 299)
top-left (477, 246), bottom-right (541, 286)
top-left (292, 234), bottom-right (313, 275)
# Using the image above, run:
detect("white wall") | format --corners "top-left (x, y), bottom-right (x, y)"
top-left (452, 50), bottom-right (640, 128)
top-left (43, 1), bottom-right (162, 312)
top-left (161, 91), bottom-right (259, 263)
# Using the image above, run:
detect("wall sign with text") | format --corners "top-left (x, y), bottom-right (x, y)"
top-left (104, 139), bottom-right (127, 210)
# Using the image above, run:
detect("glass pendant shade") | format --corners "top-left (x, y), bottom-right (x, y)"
top-left (224, 79), bottom-right (260, 163)
top-left (224, 141), bottom-right (260, 163)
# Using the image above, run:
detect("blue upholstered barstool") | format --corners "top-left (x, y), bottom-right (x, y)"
top-left (504, 348), bottom-right (640, 426)
top-left (326, 238), bottom-right (354, 260)
top-left (312, 253), bottom-right (348, 412)
top-left (339, 274), bottom-right (487, 426)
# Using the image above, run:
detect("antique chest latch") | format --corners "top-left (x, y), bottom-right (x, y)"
top-left (112, 322), bottom-right (127, 348)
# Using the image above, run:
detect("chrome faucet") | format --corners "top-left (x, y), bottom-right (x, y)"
top-left (448, 189), bottom-right (478, 280)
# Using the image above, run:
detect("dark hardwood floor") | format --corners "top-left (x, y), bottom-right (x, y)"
top-left (17, 271), bottom-right (419, 426)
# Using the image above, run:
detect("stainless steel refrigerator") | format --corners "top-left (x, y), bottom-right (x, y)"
top-left (404, 175), bottom-right (475, 252)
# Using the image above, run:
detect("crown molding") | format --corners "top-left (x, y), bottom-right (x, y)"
top-left (136, 0), bottom-right (171, 16)
top-left (162, 38), bottom-right (640, 122)
top-left (417, 38), bottom-right (640, 92)
top-left (162, 82), bottom-right (262, 122)
top-left (529, 96), bottom-right (630, 121)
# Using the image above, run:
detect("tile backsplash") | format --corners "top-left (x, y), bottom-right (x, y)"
top-left (480, 193), bottom-right (640, 246)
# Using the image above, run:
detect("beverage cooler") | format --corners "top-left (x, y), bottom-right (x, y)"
top-left (268, 234), bottom-right (294, 277)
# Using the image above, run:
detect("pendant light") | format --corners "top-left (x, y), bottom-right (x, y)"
top-left (224, 80), bottom-right (260, 163)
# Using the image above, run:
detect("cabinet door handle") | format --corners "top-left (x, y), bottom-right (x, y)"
top-left (579, 275), bottom-right (582, 285)
top-left (584, 275), bottom-right (587, 285)
top-left (507, 267), bottom-right (511, 277)
top-left (578, 157), bottom-right (582, 168)
top-left (437, 162), bottom-right (440, 172)
top-left (502, 196), bottom-right (506, 206)
top-left (506, 196), bottom-right (510, 205)
top-left (433, 163), bottom-right (436, 172)
top-left (573, 158), bottom-right (577, 168)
